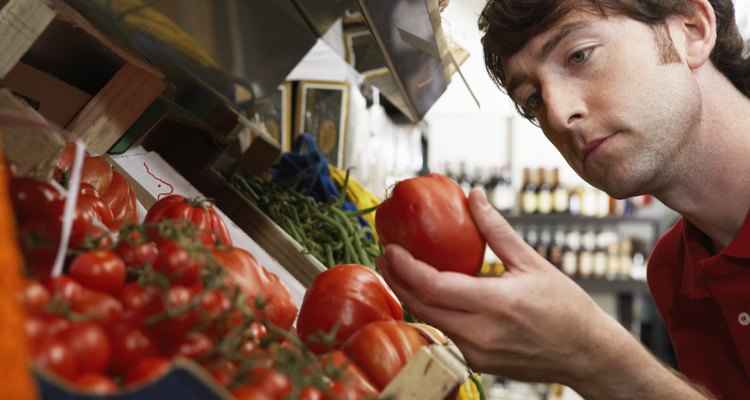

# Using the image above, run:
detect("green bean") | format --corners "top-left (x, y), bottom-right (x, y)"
top-left (323, 244), bottom-right (335, 267)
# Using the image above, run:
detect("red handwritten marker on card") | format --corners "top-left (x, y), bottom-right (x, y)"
top-left (143, 162), bottom-right (174, 200)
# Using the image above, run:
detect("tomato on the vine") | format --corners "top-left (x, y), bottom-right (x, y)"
top-left (17, 279), bottom-right (50, 313)
top-left (43, 275), bottom-right (83, 303)
top-left (236, 367), bottom-right (293, 399)
top-left (144, 194), bottom-right (232, 247)
top-left (70, 373), bottom-right (118, 395)
top-left (163, 332), bottom-right (213, 361)
top-left (55, 321), bottom-right (111, 374)
top-left (297, 264), bottom-right (402, 354)
top-left (71, 289), bottom-right (123, 329)
top-left (107, 324), bottom-right (159, 376)
top-left (32, 337), bottom-right (78, 380)
top-left (124, 356), bottom-right (171, 386)
top-left (9, 177), bottom-right (61, 223)
top-left (143, 285), bottom-right (199, 341)
top-left (375, 173), bottom-right (486, 275)
top-left (152, 240), bottom-right (204, 286)
top-left (300, 386), bottom-right (324, 400)
top-left (69, 250), bottom-right (126, 295)
top-left (114, 230), bottom-right (158, 268)
top-left (118, 283), bottom-right (158, 325)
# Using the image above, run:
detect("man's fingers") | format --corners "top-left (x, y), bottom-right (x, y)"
top-left (379, 244), bottom-right (498, 313)
top-left (468, 189), bottom-right (537, 271)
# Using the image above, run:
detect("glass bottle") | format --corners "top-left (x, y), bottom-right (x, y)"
top-left (537, 167), bottom-right (553, 214)
top-left (578, 228), bottom-right (596, 278)
top-left (551, 167), bottom-right (569, 214)
top-left (548, 228), bottom-right (566, 269)
top-left (521, 167), bottom-right (538, 214)
top-left (561, 228), bottom-right (580, 277)
top-left (497, 165), bottom-right (516, 213)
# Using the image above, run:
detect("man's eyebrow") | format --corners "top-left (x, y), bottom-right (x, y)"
top-left (539, 21), bottom-right (592, 60)
top-left (506, 21), bottom-right (592, 98)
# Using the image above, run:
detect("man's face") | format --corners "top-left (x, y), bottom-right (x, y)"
top-left (501, 10), bottom-right (701, 198)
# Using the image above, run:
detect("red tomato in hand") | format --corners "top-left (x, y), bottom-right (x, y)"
top-left (69, 250), bottom-right (126, 295)
top-left (375, 173), bottom-right (486, 275)
top-left (297, 264), bottom-right (403, 354)
top-left (144, 194), bottom-right (232, 247)
top-left (341, 320), bottom-right (428, 390)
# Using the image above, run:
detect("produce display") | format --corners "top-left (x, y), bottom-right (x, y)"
top-left (6, 145), bottom-right (481, 399)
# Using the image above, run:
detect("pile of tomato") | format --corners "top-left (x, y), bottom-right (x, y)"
top-left (8, 146), bottom-right (391, 400)
top-left (7, 144), bottom-right (471, 400)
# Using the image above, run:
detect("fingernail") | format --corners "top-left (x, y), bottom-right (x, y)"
top-left (475, 189), bottom-right (490, 208)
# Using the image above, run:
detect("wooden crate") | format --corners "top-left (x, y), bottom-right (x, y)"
top-left (0, 0), bottom-right (166, 154)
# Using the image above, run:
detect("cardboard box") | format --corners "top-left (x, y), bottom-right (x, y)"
top-left (0, 88), bottom-right (65, 180)
top-left (0, 0), bottom-right (166, 154)
top-left (34, 359), bottom-right (231, 400)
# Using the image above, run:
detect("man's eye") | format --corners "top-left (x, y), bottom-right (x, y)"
top-left (569, 48), bottom-right (591, 65)
top-left (525, 92), bottom-right (541, 111)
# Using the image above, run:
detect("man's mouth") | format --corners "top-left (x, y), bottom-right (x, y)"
top-left (581, 134), bottom-right (615, 165)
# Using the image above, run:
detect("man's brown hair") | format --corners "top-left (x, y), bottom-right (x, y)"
top-left (479, 0), bottom-right (750, 119)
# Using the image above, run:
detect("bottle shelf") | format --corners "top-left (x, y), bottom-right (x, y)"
top-left (572, 277), bottom-right (649, 293)
top-left (502, 212), bottom-right (659, 227)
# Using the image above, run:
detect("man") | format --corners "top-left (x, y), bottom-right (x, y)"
top-left (376, 0), bottom-right (750, 398)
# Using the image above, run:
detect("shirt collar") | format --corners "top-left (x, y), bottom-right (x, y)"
top-left (720, 208), bottom-right (750, 258)
top-left (679, 209), bottom-right (750, 299)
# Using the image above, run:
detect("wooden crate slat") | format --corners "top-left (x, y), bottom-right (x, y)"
top-left (67, 62), bottom-right (167, 154)
top-left (0, 0), bottom-right (55, 77)
top-left (379, 345), bottom-right (468, 400)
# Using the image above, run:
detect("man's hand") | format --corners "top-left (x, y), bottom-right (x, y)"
top-left (376, 189), bottom-right (712, 399)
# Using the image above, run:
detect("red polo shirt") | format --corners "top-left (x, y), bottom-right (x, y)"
top-left (648, 213), bottom-right (750, 399)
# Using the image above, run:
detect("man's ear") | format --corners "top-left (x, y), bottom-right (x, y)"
top-left (681, 0), bottom-right (717, 69)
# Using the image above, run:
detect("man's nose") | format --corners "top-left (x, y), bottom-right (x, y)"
top-left (542, 80), bottom-right (587, 132)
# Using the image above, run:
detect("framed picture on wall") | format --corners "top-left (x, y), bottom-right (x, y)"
top-left (343, 4), bottom-right (364, 24)
top-left (294, 81), bottom-right (350, 167)
top-left (343, 27), bottom-right (390, 80)
top-left (249, 82), bottom-right (292, 152)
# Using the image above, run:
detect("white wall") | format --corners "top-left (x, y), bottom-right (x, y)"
top-left (424, 0), bottom-right (588, 191)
